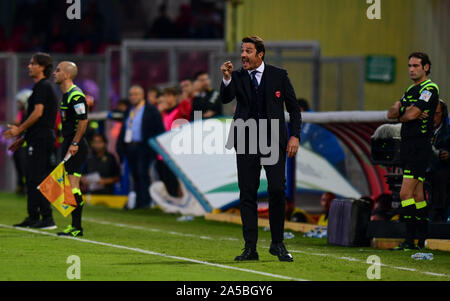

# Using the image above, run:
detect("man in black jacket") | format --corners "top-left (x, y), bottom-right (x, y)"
top-left (190, 71), bottom-right (222, 120)
top-left (220, 36), bottom-right (302, 262)
top-left (429, 100), bottom-right (450, 222)
top-left (117, 85), bottom-right (165, 209)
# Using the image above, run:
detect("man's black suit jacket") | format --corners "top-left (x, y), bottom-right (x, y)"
top-left (220, 64), bottom-right (302, 150)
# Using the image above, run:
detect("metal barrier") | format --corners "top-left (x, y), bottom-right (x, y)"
top-left (0, 53), bottom-right (18, 191)
top-left (120, 39), bottom-right (225, 98)
top-left (105, 46), bottom-right (122, 109)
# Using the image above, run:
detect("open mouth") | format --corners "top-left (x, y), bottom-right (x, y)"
top-left (242, 58), bottom-right (250, 69)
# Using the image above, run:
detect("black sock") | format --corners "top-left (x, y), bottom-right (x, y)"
top-left (72, 193), bottom-right (84, 229)
top-left (416, 207), bottom-right (429, 245)
top-left (402, 204), bottom-right (416, 245)
top-left (405, 221), bottom-right (415, 245)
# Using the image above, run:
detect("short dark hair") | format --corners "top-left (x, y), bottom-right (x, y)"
top-left (242, 36), bottom-right (265, 60)
top-left (180, 76), bottom-right (193, 83)
top-left (92, 132), bottom-right (108, 144)
top-left (194, 71), bottom-right (208, 80)
top-left (163, 86), bottom-right (180, 96)
top-left (297, 98), bottom-right (310, 111)
top-left (32, 52), bottom-right (53, 78)
top-left (438, 100), bottom-right (448, 125)
top-left (117, 98), bottom-right (130, 107)
top-left (147, 86), bottom-right (160, 94)
top-left (409, 52), bottom-right (432, 75)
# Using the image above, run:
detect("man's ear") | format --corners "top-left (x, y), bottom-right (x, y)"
top-left (258, 52), bottom-right (264, 60)
top-left (423, 63), bottom-right (430, 73)
top-left (37, 64), bottom-right (45, 74)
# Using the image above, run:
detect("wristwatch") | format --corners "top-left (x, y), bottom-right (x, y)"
top-left (71, 141), bottom-right (79, 146)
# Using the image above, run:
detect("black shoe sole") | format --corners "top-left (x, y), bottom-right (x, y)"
top-left (234, 251), bottom-right (259, 261)
top-left (57, 232), bottom-right (83, 237)
top-left (234, 254), bottom-right (259, 261)
top-left (31, 225), bottom-right (57, 230)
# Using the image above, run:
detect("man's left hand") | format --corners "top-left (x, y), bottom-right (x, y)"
top-left (67, 144), bottom-right (79, 157)
top-left (286, 136), bottom-right (299, 158)
top-left (203, 110), bottom-right (215, 118)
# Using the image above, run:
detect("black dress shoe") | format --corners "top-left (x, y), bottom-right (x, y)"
top-left (234, 248), bottom-right (259, 261)
top-left (13, 217), bottom-right (38, 228)
top-left (30, 218), bottom-right (57, 230)
top-left (269, 242), bottom-right (294, 262)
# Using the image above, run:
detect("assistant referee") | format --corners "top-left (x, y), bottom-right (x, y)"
top-left (387, 52), bottom-right (440, 250)
top-left (53, 61), bottom-right (89, 237)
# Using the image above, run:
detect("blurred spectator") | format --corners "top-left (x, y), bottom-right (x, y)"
top-left (147, 86), bottom-right (160, 107)
top-left (298, 98), bottom-right (347, 177)
top-left (13, 89), bottom-right (31, 127)
top-left (429, 100), bottom-right (450, 222)
top-left (160, 87), bottom-right (190, 130)
top-left (180, 77), bottom-right (195, 101)
top-left (84, 94), bottom-right (100, 145)
top-left (155, 92), bottom-right (166, 113)
top-left (145, 4), bottom-right (176, 39)
top-left (12, 89), bottom-right (32, 194)
top-left (2, 1), bottom-right (223, 53)
top-left (82, 133), bottom-right (121, 195)
top-left (175, 4), bottom-right (194, 38)
top-left (154, 87), bottom-right (189, 198)
top-left (108, 98), bottom-right (131, 152)
top-left (179, 77), bottom-right (195, 121)
top-left (371, 193), bottom-right (394, 221)
top-left (77, 2), bottom-right (105, 54)
top-left (317, 192), bottom-right (336, 226)
top-left (0, 25), bottom-right (4, 50)
top-left (191, 1), bottom-right (223, 39)
top-left (115, 98), bottom-right (131, 119)
top-left (117, 85), bottom-right (165, 209)
top-left (190, 71), bottom-right (222, 120)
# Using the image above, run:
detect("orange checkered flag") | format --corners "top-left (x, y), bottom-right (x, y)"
top-left (38, 155), bottom-right (77, 217)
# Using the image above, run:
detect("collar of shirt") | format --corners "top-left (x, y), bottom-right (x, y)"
top-left (247, 61), bottom-right (265, 85)
top-left (434, 123), bottom-right (443, 137)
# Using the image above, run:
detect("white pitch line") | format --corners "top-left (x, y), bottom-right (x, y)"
top-left (83, 217), bottom-right (450, 279)
top-left (0, 224), bottom-right (308, 282)
top-left (84, 218), bottom-right (241, 241)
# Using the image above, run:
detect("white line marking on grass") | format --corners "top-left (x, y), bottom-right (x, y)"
top-left (0, 224), bottom-right (308, 281)
top-left (81, 218), bottom-right (450, 279)
top-left (84, 218), bottom-right (240, 241)
top-left (391, 266), bottom-right (416, 272)
top-left (423, 271), bottom-right (448, 277)
top-left (337, 256), bottom-right (359, 262)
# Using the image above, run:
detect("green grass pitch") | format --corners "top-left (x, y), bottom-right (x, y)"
top-left (0, 192), bottom-right (449, 281)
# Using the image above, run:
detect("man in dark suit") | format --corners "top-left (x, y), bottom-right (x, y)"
top-left (220, 36), bottom-right (302, 262)
top-left (117, 85), bottom-right (165, 209)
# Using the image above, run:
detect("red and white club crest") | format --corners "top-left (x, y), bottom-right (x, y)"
top-left (275, 91), bottom-right (281, 98)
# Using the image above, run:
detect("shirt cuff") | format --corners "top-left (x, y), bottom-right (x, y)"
top-left (222, 77), bottom-right (232, 87)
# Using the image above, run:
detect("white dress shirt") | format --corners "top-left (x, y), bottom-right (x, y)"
top-left (223, 61), bottom-right (265, 87)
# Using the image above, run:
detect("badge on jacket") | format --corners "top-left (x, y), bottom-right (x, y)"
top-left (275, 91), bottom-right (281, 99)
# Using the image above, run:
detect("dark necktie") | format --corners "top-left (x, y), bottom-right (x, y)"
top-left (251, 70), bottom-right (259, 90)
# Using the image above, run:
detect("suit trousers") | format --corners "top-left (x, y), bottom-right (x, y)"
top-left (125, 142), bottom-right (153, 208)
top-left (236, 148), bottom-right (287, 248)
